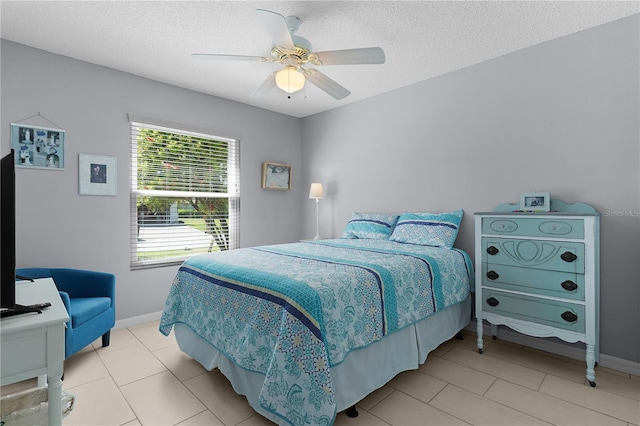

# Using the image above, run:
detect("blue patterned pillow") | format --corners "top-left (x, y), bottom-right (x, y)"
top-left (389, 209), bottom-right (463, 248)
top-left (341, 213), bottom-right (399, 239)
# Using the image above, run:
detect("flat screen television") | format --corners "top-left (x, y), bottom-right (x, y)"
top-left (1, 149), bottom-right (16, 308)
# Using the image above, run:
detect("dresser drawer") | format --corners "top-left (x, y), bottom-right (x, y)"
top-left (482, 289), bottom-right (585, 333)
top-left (482, 263), bottom-right (585, 301)
top-left (482, 217), bottom-right (584, 239)
top-left (482, 238), bottom-right (584, 273)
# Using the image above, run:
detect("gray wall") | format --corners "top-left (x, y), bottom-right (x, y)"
top-left (301, 15), bottom-right (640, 363)
top-left (1, 39), bottom-right (303, 320)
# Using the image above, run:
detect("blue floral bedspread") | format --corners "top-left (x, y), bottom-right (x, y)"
top-left (159, 239), bottom-right (473, 425)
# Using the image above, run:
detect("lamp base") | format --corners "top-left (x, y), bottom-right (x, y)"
top-left (313, 234), bottom-right (322, 240)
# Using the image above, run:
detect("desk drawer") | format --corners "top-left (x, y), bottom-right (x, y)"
top-left (482, 289), bottom-right (585, 333)
top-left (0, 331), bottom-right (47, 378)
top-left (482, 263), bottom-right (584, 301)
top-left (482, 238), bottom-right (584, 273)
top-left (482, 217), bottom-right (584, 239)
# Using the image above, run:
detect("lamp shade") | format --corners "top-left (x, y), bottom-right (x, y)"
top-left (309, 183), bottom-right (324, 199)
top-left (275, 65), bottom-right (305, 94)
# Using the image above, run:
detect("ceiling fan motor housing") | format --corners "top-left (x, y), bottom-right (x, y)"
top-left (271, 44), bottom-right (311, 64)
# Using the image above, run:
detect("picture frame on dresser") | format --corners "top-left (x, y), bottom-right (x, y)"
top-left (520, 191), bottom-right (550, 212)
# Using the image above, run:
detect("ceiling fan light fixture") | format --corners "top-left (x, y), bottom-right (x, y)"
top-left (275, 65), bottom-right (305, 94)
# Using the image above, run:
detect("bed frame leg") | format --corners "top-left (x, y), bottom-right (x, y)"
top-left (456, 331), bottom-right (464, 340)
top-left (346, 405), bottom-right (359, 418)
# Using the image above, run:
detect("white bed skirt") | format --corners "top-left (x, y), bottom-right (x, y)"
top-left (174, 296), bottom-right (471, 424)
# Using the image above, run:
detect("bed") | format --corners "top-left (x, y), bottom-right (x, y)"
top-left (159, 212), bottom-right (473, 426)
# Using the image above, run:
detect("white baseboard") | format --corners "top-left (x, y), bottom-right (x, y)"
top-left (599, 353), bottom-right (640, 377)
top-left (115, 311), bottom-right (163, 329)
top-left (465, 322), bottom-right (640, 376)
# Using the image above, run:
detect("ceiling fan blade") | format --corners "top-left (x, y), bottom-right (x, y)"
top-left (303, 69), bottom-right (350, 100)
top-left (250, 72), bottom-right (277, 98)
top-left (313, 47), bottom-right (385, 65)
top-left (256, 9), bottom-right (295, 49)
top-left (192, 53), bottom-right (269, 62)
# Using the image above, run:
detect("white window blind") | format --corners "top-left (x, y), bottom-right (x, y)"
top-left (129, 115), bottom-right (240, 269)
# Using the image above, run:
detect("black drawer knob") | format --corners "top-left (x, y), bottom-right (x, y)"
top-left (486, 270), bottom-right (499, 280)
top-left (560, 251), bottom-right (578, 262)
top-left (561, 311), bottom-right (578, 323)
top-left (486, 297), bottom-right (500, 307)
top-left (486, 246), bottom-right (499, 255)
top-left (561, 280), bottom-right (578, 291)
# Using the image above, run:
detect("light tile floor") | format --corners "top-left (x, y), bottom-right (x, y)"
top-left (2, 321), bottom-right (639, 425)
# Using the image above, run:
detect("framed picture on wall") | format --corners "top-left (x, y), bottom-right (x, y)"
top-left (520, 192), bottom-right (550, 212)
top-left (79, 153), bottom-right (117, 196)
top-left (262, 162), bottom-right (292, 190)
top-left (11, 123), bottom-right (65, 170)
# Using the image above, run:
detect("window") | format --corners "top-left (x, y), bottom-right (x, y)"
top-left (129, 115), bottom-right (239, 269)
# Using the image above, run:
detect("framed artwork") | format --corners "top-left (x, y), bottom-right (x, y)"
top-left (520, 192), bottom-right (550, 212)
top-left (262, 162), bottom-right (292, 190)
top-left (11, 123), bottom-right (65, 170)
top-left (79, 153), bottom-right (117, 196)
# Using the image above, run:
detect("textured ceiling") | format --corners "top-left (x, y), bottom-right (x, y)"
top-left (1, 1), bottom-right (639, 118)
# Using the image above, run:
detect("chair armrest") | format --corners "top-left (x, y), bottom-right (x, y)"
top-left (58, 290), bottom-right (71, 316)
top-left (51, 269), bottom-right (116, 305)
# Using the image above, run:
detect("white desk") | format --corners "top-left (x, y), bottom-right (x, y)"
top-left (1, 278), bottom-right (69, 425)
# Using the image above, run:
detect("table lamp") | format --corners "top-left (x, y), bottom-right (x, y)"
top-left (309, 183), bottom-right (324, 240)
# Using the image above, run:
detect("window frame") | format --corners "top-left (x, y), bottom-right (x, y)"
top-left (129, 114), bottom-right (240, 269)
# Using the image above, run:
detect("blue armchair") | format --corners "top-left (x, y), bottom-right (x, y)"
top-left (16, 268), bottom-right (116, 359)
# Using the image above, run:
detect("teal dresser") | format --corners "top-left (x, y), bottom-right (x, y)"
top-left (474, 200), bottom-right (600, 386)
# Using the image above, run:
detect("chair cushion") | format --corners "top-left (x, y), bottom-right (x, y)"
top-left (68, 297), bottom-right (112, 328)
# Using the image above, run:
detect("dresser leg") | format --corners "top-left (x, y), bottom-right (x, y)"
top-left (490, 324), bottom-right (498, 339)
top-left (476, 320), bottom-right (484, 354)
top-left (586, 343), bottom-right (597, 387)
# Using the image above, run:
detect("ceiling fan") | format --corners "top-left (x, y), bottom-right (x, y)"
top-left (192, 9), bottom-right (385, 100)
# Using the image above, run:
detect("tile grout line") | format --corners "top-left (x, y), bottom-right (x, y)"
top-left (141, 331), bottom-right (228, 426)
